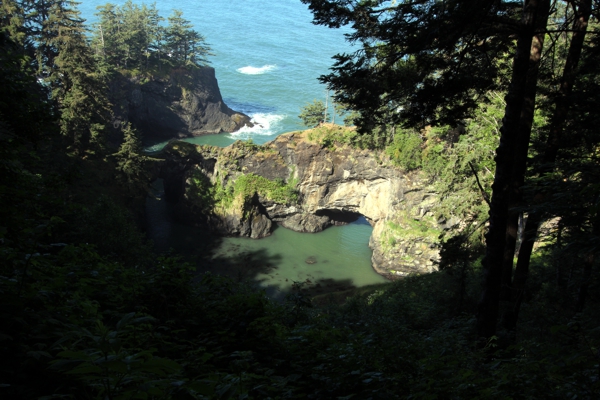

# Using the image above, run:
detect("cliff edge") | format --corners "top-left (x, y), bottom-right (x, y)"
top-left (110, 67), bottom-right (251, 141)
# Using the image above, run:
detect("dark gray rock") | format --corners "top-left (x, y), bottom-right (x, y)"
top-left (280, 213), bottom-right (331, 233)
top-left (250, 213), bottom-right (273, 239)
top-left (110, 67), bottom-right (251, 141)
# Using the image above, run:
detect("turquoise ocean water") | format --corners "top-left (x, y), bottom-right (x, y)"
top-left (83, 1), bottom-right (388, 293)
top-left (80, 0), bottom-right (352, 148)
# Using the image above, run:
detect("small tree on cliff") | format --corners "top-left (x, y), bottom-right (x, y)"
top-left (164, 9), bottom-right (211, 67)
top-left (299, 99), bottom-right (326, 128)
top-left (113, 123), bottom-right (154, 196)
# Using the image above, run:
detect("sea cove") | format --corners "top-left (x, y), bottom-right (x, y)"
top-left (147, 180), bottom-right (387, 300)
top-left (80, 0), bottom-right (387, 290)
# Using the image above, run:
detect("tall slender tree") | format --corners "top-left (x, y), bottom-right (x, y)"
top-left (302, 0), bottom-right (600, 337)
top-left (507, 0), bottom-right (595, 328)
top-left (40, 0), bottom-right (111, 152)
top-left (477, 0), bottom-right (551, 338)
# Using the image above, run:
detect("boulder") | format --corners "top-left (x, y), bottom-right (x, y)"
top-left (280, 213), bottom-right (331, 233)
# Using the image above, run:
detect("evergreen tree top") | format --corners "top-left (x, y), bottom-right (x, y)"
top-left (91, 1), bottom-right (212, 72)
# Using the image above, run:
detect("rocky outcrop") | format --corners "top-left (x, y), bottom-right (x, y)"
top-left (160, 129), bottom-right (442, 277)
top-left (110, 67), bottom-right (251, 141)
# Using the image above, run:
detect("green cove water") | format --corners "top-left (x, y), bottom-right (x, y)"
top-left (147, 181), bottom-right (387, 298)
top-left (208, 220), bottom-right (388, 299)
top-left (83, 1), bottom-right (388, 294)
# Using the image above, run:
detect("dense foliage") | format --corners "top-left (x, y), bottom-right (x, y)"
top-left (2, 0), bottom-right (600, 398)
top-left (303, 0), bottom-right (600, 338)
top-left (188, 170), bottom-right (299, 217)
top-left (92, 1), bottom-right (211, 71)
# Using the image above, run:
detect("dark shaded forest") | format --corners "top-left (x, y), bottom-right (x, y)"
top-left (1, 0), bottom-right (600, 398)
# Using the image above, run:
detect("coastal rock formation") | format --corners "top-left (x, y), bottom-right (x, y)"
top-left (160, 128), bottom-right (442, 276)
top-left (110, 67), bottom-right (251, 141)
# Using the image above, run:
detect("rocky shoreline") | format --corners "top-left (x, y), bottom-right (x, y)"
top-left (109, 66), bottom-right (252, 142)
top-left (158, 128), bottom-right (444, 277)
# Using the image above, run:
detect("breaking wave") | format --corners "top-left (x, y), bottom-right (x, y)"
top-left (230, 113), bottom-right (285, 138)
top-left (236, 64), bottom-right (277, 75)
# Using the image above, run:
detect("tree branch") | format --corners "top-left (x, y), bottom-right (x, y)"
top-left (469, 161), bottom-right (491, 208)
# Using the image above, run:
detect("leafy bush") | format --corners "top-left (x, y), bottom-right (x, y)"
top-left (299, 99), bottom-right (326, 128)
top-left (386, 129), bottom-right (424, 170)
top-left (3, 227), bottom-right (600, 399)
top-left (231, 173), bottom-right (299, 205)
top-left (306, 123), bottom-right (359, 148)
top-left (188, 171), bottom-right (299, 220)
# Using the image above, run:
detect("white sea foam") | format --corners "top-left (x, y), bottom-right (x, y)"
top-left (230, 113), bottom-right (285, 138)
top-left (236, 64), bottom-right (277, 75)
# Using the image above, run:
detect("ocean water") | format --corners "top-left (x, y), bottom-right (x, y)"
top-left (82, 1), bottom-right (388, 293)
top-left (80, 0), bottom-right (353, 148)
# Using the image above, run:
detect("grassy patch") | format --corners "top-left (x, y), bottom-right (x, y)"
top-left (380, 210), bottom-right (441, 253)
top-left (305, 123), bottom-right (359, 148)
top-left (165, 141), bottom-right (201, 158)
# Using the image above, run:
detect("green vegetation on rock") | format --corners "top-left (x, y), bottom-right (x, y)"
top-left (233, 173), bottom-right (299, 204)
top-left (305, 123), bottom-right (359, 148)
top-left (380, 210), bottom-right (441, 255)
top-left (385, 129), bottom-right (423, 171)
top-left (188, 171), bottom-right (298, 218)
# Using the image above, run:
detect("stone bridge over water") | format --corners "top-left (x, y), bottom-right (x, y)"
top-left (161, 131), bottom-right (440, 276)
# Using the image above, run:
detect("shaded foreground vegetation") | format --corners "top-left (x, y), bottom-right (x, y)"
top-left (4, 236), bottom-right (600, 398)
top-left (2, 0), bottom-right (600, 398)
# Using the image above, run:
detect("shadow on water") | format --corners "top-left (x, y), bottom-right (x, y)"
top-left (146, 180), bottom-right (281, 293)
top-left (201, 247), bottom-right (281, 286)
top-left (146, 180), bottom-right (385, 301)
top-left (191, 240), bottom-right (363, 301)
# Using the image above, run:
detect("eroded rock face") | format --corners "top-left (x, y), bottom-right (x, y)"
top-left (110, 67), bottom-right (251, 141)
top-left (160, 132), bottom-right (442, 276)
top-left (279, 213), bottom-right (331, 233)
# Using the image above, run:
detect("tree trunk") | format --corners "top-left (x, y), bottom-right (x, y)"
top-left (575, 252), bottom-right (594, 313)
top-left (506, 0), bottom-right (592, 331)
top-left (499, 0), bottom-right (550, 306)
top-left (476, 0), bottom-right (549, 339)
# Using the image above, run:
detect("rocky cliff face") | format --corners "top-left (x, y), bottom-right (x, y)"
top-left (110, 67), bottom-right (251, 141)
top-left (160, 129), bottom-right (442, 277)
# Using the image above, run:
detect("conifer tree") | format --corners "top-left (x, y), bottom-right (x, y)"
top-left (40, 0), bottom-right (111, 152)
top-left (299, 100), bottom-right (326, 128)
top-left (113, 122), bottom-right (154, 195)
top-left (93, 2), bottom-right (210, 70)
top-left (164, 9), bottom-right (210, 66)
top-left (0, 0), bottom-right (27, 46)
top-left (140, 2), bottom-right (162, 68)
top-left (93, 3), bottom-right (125, 66)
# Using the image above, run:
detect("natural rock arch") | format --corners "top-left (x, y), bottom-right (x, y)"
top-left (160, 131), bottom-right (441, 277)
